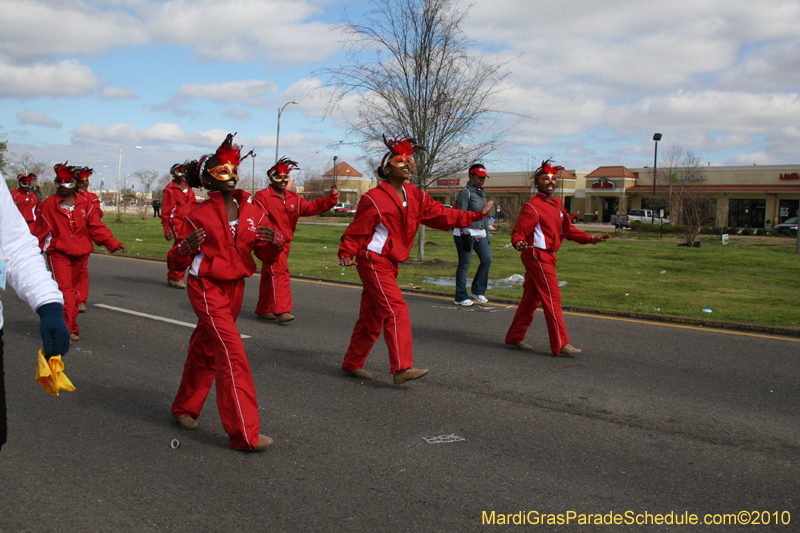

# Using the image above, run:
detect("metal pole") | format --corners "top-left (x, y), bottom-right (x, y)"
top-left (652, 141), bottom-right (658, 224)
top-left (275, 100), bottom-right (298, 165)
top-left (275, 107), bottom-right (281, 165)
top-left (115, 146), bottom-right (122, 221)
top-left (252, 152), bottom-right (257, 196)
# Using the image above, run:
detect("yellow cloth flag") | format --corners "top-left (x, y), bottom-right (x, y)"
top-left (35, 349), bottom-right (75, 397)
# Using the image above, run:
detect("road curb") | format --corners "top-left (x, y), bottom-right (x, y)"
top-left (103, 252), bottom-right (800, 339)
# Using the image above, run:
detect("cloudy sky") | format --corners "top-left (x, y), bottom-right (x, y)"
top-left (1, 0), bottom-right (798, 187)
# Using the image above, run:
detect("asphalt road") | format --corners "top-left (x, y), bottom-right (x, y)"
top-left (1, 254), bottom-right (798, 532)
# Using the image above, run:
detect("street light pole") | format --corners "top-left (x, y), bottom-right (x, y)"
top-left (116, 145), bottom-right (142, 222)
top-left (252, 152), bottom-right (257, 196)
top-left (275, 100), bottom-right (299, 164)
top-left (651, 133), bottom-right (662, 224)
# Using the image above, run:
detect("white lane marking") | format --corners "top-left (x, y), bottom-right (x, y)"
top-left (94, 304), bottom-right (251, 339)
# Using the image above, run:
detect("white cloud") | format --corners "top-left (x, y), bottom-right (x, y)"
top-left (606, 91), bottom-right (800, 136)
top-left (224, 108), bottom-right (254, 120)
top-left (17, 108), bottom-right (61, 128)
top-left (100, 87), bottom-right (137, 100)
top-left (0, 59), bottom-right (99, 98)
top-left (177, 80), bottom-right (278, 106)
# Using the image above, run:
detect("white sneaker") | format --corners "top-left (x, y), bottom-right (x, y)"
top-left (454, 299), bottom-right (474, 307)
top-left (469, 293), bottom-right (489, 304)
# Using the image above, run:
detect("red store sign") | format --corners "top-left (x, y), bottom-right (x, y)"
top-left (779, 173), bottom-right (799, 180)
top-left (437, 179), bottom-right (460, 186)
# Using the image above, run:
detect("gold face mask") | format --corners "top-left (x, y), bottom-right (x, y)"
top-left (207, 161), bottom-right (239, 182)
top-left (387, 154), bottom-right (411, 168)
top-left (270, 173), bottom-right (289, 183)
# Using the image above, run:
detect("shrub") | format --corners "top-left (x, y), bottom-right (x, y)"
top-left (741, 228), bottom-right (755, 235)
top-left (630, 221), bottom-right (643, 230)
top-left (780, 229), bottom-right (793, 236)
top-left (756, 228), bottom-right (768, 236)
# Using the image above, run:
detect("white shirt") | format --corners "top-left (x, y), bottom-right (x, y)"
top-left (0, 173), bottom-right (63, 329)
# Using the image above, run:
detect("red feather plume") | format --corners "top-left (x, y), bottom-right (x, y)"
top-left (215, 133), bottom-right (242, 167)
top-left (269, 157), bottom-right (300, 177)
top-left (54, 162), bottom-right (74, 181)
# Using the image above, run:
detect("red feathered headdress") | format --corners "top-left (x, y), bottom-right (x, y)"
top-left (54, 162), bottom-right (76, 184)
top-left (534, 158), bottom-right (563, 179)
top-left (76, 166), bottom-right (93, 182)
top-left (205, 133), bottom-right (243, 182)
top-left (380, 135), bottom-right (424, 169)
top-left (268, 157), bottom-right (300, 179)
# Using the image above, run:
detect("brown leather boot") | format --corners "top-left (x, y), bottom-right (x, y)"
top-left (277, 313), bottom-right (294, 323)
top-left (257, 312), bottom-right (278, 320)
top-left (559, 344), bottom-right (582, 356)
top-left (173, 415), bottom-right (198, 430)
top-left (511, 341), bottom-right (533, 351)
top-left (393, 368), bottom-right (429, 384)
top-left (254, 435), bottom-right (274, 450)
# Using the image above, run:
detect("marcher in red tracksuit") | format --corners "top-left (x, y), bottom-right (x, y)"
top-left (75, 166), bottom-right (103, 313)
top-left (338, 136), bottom-right (494, 384)
top-left (169, 134), bottom-right (281, 451)
top-left (32, 163), bottom-right (127, 341)
top-left (161, 163), bottom-right (197, 288)
top-left (253, 157), bottom-right (338, 323)
top-left (11, 173), bottom-right (39, 227)
top-left (505, 159), bottom-right (610, 356)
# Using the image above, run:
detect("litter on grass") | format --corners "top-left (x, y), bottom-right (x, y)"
top-left (135, 238), bottom-right (143, 241)
top-left (558, 281), bottom-right (567, 287)
top-left (702, 308), bottom-right (713, 313)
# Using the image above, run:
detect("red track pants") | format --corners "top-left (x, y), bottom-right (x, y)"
top-left (46, 251), bottom-right (82, 335)
top-left (77, 254), bottom-right (90, 305)
top-left (342, 251), bottom-right (413, 375)
top-left (255, 243), bottom-right (292, 315)
top-left (167, 220), bottom-right (188, 281)
top-left (172, 276), bottom-right (261, 450)
top-left (505, 249), bottom-right (570, 356)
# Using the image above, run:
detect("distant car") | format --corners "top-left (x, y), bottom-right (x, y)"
top-left (443, 204), bottom-right (452, 209)
top-left (343, 205), bottom-right (357, 214)
top-left (333, 203), bottom-right (352, 213)
top-left (775, 217), bottom-right (798, 235)
top-left (568, 214), bottom-right (579, 223)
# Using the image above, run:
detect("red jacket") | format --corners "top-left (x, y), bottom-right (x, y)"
top-left (32, 192), bottom-right (122, 256)
top-left (253, 186), bottom-right (337, 243)
top-left (161, 181), bottom-right (197, 236)
top-left (339, 180), bottom-right (483, 263)
top-left (511, 193), bottom-right (594, 253)
top-left (167, 190), bottom-right (275, 282)
top-left (78, 190), bottom-right (103, 219)
top-left (11, 188), bottom-right (39, 223)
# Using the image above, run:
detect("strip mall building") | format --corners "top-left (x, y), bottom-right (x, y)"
top-left (426, 164), bottom-right (800, 228)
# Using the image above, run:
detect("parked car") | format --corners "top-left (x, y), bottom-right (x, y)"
top-left (609, 209), bottom-right (669, 228)
top-left (568, 213), bottom-right (579, 224)
top-left (333, 203), bottom-right (352, 213)
top-left (343, 205), bottom-right (357, 214)
top-left (775, 217), bottom-right (798, 235)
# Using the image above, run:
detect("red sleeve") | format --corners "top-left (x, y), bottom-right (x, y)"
top-left (250, 211), bottom-right (283, 265)
top-left (166, 215), bottom-right (199, 272)
top-left (338, 194), bottom-right (380, 259)
top-left (160, 188), bottom-right (174, 234)
top-left (30, 207), bottom-right (52, 250)
top-left (420, 191), bottom-right (481, 231)
top-left (86, 212), bottom-right (122, 252)
top-left (511, 201), bottom-right (539, 246)
top-left (297, 192), bottom-right (338, 217)
top-left (562, 212), bottom-right (594, 244)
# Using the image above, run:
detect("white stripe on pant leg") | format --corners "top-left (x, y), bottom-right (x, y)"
top-left (366, 252), bottom-right (401, 366)
top-left (199, 278), bottom-right (253, 449)
top-left (534, 254), bottom-right (562, 351)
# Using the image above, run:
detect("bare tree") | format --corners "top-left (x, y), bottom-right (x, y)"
top-left (657, 145), bottom-right (714, 246)
top-left (131, 169), bottom-right (159, 219)
top-left (317, 0), bottom-right (517, 259)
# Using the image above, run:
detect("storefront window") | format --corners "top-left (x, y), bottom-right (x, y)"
top-left (727, 199), bottom-right (766, 228)
top-left (778, 200), bottom-right (798, 223)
